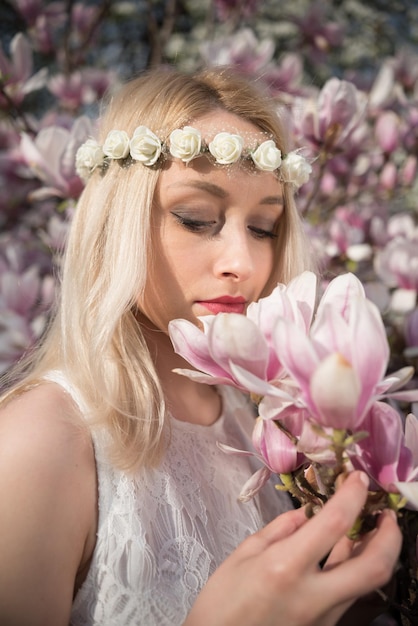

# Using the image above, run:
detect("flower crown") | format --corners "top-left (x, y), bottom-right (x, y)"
top-left (75, 125), bottom-right (312, 188)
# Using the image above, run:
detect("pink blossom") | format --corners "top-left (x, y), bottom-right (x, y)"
top-left (375, 111), bottom-right (400, 153)
top-left (291, 1), bottom-right (343, 61)
top-left (200, 29), bottom-right (274, 74)
top-left (214, 0), bottom-right (261, 21)
top-left (19, 116), bottom-right (94, 199)
top-left (271, 273), bottom-right (418, 430)
top-left (351, 402), bottom-right (418, 492)
top-left (252, 417), bottom-right (305, 475)
top-left (0, 33), bottom-right (47, 107)
top-left (48, 69), bottom-right (116, 111)
top-left (169, 271), bottom-right (317, 395)
top-left (379, 162), bottom-right (398, 191)
top-left (298, 78), bottom-right (367, 151)
top-left (375, 236), bottom-right (418, 292)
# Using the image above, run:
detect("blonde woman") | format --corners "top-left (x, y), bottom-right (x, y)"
top-left (0, 68), bottom-right (400, 625)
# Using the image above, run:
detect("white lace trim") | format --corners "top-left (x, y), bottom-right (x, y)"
top-left (44, 372), bottom-right (291, 625)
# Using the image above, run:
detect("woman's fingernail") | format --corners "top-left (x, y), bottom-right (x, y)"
top-left (358, 471), bottom-right (369, 488)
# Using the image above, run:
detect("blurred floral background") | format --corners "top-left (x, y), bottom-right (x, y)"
top-left (1, 0), bottom-right (418, 388)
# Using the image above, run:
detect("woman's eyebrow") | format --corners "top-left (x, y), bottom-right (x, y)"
top-left (167, 180), bottom-right (228, 198)
top-left (260, 195), bottom-right (284, 206)
top-left (166, 181), bottom-right (284, 206)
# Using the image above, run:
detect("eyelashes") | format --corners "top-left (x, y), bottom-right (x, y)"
top-left (171, 213), bottom-right (216, 233)
top-left (171, 212), bottom-right (278, 240)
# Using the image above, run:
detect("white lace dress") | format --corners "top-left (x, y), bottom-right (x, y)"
top-left (47, 373), bottom-right (292, 625)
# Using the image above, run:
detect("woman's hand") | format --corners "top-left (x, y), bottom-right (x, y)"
top-left (184, 471), bottom-right (402, 626)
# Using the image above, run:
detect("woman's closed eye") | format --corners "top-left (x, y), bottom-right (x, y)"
top-left (171, 212), bottom-right (278, 240)
top-left (248, 225), bottom-right (278, 240)
top-left (171, 212), bottom-right (217, 233)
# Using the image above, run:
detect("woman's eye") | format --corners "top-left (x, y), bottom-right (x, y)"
top-left (172, 212), bottom-right (216, 232)
top-left (249, 226), bottom-right (278, 240)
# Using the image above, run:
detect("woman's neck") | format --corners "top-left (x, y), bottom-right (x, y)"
top-left (139, 316), bottom-right (222, 426)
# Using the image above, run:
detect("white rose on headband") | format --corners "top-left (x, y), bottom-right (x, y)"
top-left (209, 132), bottom-right (243, 164)
top-left (169, 126), bottom-right (202, 163)
top-left (75, 139), bottom-right (105, 180)
top-left (103, 130), bottom-right (130, 159)
top-left (130, 126), bottom-right (162, 166)
top-left (251, 140), bottom-right (282, 172)
top-left (281, 152), bottom-right (312, 187)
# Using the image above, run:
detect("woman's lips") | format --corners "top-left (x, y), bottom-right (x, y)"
top-left (196, 297), bottom-right (246, 315)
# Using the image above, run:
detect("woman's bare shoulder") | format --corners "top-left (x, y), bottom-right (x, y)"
top-left (0, 381), bottom-right (93, 455)
top-left (0, 380), bottom-right (96, 515)
top-left (0, 381), bottom-right (97, 623)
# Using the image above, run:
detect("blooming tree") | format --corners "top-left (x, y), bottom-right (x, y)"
top-left (1, 0), bottom-right (418, 622)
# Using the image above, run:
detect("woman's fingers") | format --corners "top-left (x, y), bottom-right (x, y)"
top-left (321, 508), bottom-right (402, 602)
top-left (238, 506), bottom-right (309, 559)
top-left (283, 471), bottom-right (370, 566)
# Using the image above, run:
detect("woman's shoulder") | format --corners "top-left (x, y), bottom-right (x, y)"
top-left (0, 381), bottom-right (97, 621)
top-left (0, 381), bottom-right (94, 464)
top-left (0, 380), bottom-right (96, 515)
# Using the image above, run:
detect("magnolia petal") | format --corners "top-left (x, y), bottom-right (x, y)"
top-left (350, 402), bottom-right (405, 489)
top-left (351, 298), bottom-right (389, 417)
top-left (317, 272), bottom-right (365, 322)
top-left (405, 413), bottom-right (418, 466)
top-left (253, 417), bottom-right (302, 474)
top-left (208, 313), bottom-right (269, 379)
top-left (172, 367), bottom-right (233, 387)
top-left (238, 466), bottom-right (272, 502)
top-left (311, 303), bottom-right (351, 360)
top-left (285, 270), bottom-right (318, 330)
top-left (310, 352), bottom-right (361, 429)
top-left (394, 482), bottom-right (418, 510)
top-left (376, 366), bottom-right (414, 394)
top-left (272, 318), bottom-right (319, 391)
top-left (169, 318), bottom-right (229, 379)
top-left (229, 362), bottom-right (296, 401)
top-left (217, 442), bottom-right (258, 457)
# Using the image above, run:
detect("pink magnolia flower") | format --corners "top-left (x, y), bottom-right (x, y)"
top-left (351, 402), bottom-right (418, 492)
top-left (270, 273), bottom-right (418, 430)
top-left (48, 69), bottom-right (116, 111)
top-left (0, 33), bottom-right (47, 107)
top-left (218, 413), bottom-right (306, 502)
top-left (200, 28), bottom-right (274, 75)
top-left (19, 116), bottom-right (94, 199)
top-left (395, 413), bottom-right (418, 509)
top-left (168, 271), bottom-right (317, 395)
top-left (375, 110), bottom-right (400, 153)
top-left (297, 78), bottom-right (367, 152)
top-left (252, 416), bottom-right (305, 475)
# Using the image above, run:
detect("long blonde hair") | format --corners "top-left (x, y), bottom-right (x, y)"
top-left (1, 67), bottom-right (314, 470)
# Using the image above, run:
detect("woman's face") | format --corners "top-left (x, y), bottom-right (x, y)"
top-left (137, 111), bottom-right (284, 331)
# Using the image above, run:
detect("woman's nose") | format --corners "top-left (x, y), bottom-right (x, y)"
top-left (213, 232), bottom-right (254, 282)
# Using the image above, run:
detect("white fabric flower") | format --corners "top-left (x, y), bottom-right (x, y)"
top-left (102, 130), bottom-right (130, 159)
top-left (280, 152), bottom-right (312, 187)
top-left (251, 140), bottom-right (282, 171)
top-left (75, 138), bottom-right (105, 180)
top-left (169, 126), bottom-right (202, 163)
top-left (208, 132), bottom-right (243, 164)
top-left (130, 126), bottom-right (162, 165)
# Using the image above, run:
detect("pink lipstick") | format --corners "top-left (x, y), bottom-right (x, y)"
top-left (196, 296), bottom-right (247, 315)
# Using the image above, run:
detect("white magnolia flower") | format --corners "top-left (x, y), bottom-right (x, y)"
top-left (209, 132), bottom-right (243, 164)
top-left (130, 126), bottom-right (162, 165)
top-left (75, 138), bottom-right (105, 180)
top-left (102, 130), bottom-right (130, 159)
top-left (280, 152), bottom-right (312, 187)
top-left (169, 126), bottom-right (202, 163)
top-left (251, 140), bottom-right (282, 171)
